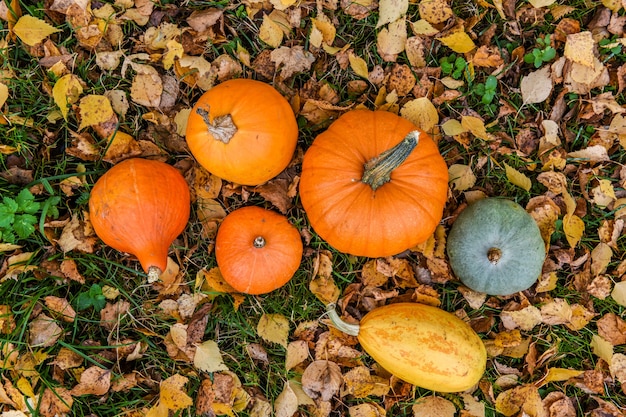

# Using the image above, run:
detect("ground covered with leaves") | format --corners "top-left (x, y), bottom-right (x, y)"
top-left (1, 0), bottom-right (626, 416)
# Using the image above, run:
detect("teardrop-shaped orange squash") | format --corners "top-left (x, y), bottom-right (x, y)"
top-left (215, 206), bottom-right (303, 295)
top-left (89, 158), bottom-right (191, 279)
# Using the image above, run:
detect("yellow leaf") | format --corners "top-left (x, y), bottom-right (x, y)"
top-left (438, 30), bottom-right (476, 53)
top-left (410, 19), bottom-right (439, 36)
top-left (564, 31), bottom-right (595, 67)
top-left (377, 0), bottom-right (409, 28)
top-left (601, 0), bottom-right (622, 12)
top-left (377, 18), bottom-right (407, 60)
top-left (418, 0), bottom-right (454, 24)
top-left (16, 377), bottom-right (35, 398)
top-left (0, 82), bottom-right (7, 108)
top-left (259, 15), bottom-right (283, 48)
top-left (193, 340), bottom-right (229, 373)
top-left (611, 281), bottom-right (626, 307)
top-left (441, 119), bottom-right (467, 136)
top-left (591, 242), bottom-right (612, 276)
top-left (591, 334), bottom-right (614, 364)
top-left (348, 53), bottom-right (369, 79)
top-left (563, 213), bottom-right (584, 248)
top-left (461, 115), bottom-right (488, 139)
top-left (591, 178), bottom-right (617, 207)
top-left (257, 313), bottom-right (289, 348)
top-left (528, 0), bottom-right (557, 7)
top-left (312, 13), bottom-right (336, 45)
top-left (269, 0), bottom-right (298, 10)
top-left (53, 74), bottom-right (84, 120)
top-left (448, 164), bottom-right (476, 192)
top-left (146, 402), bottom-right (169, 417)
top-left (160, 374), bottom-right (193, 411)
top-left (400, 97), bottom-right (438, 132)
top-left (538, 368), bottom-right (584, 387)
top-left (163, 39), bottom-right (183, 70)
top-left (77, 95), bottom-right (114, 130)
top-left (504, 163), bottom-right (532, 192)
top-left (13, 15), bottom-right (60, 46)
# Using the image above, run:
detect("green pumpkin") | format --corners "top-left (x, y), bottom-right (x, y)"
top-left (447, 198), bottom-right (546, 296)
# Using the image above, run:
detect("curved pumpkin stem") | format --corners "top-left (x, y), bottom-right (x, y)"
top-left (361, 131), bottom-right (420, 191)
top-left (326, 303), bottom-right (360, 336)
top-left (196, 105), bottom-right (238, 144)
top-left (147, 266), bottom-right (161, 283)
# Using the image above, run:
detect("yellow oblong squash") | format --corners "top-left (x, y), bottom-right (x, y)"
top-left (327, 302), bottom-right (486, 392)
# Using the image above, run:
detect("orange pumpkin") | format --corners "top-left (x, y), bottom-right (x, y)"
top-left (185, 78), bottom-right (298, 186)
top-left (215, 206), bottom-right (303, 295)
top-left (89, 158), bottom-right (190, 281)
top-left (300, 110), bottom-right (448, 258)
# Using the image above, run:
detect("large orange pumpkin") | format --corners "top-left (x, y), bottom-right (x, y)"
top-left (215, 206), bottom-right (303, 295)
top-left (185, 78), bottom-right (298, 186)
top-left (300, 110), bottom-right (448, 258)
top-left (89, 158), bottom-right (191, 282)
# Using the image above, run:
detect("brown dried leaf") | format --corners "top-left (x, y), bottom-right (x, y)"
top-left (301, 360), bottom-right (342, 401)
top-left (412, 396), bottom-right (456, 417)
top-left (71, 366), bottom-right (112, 396)
top-left (29, 314), bottom-right (63, 347)
top-left (43, 296), bottom-right (76, 323)
top-left (38, 387), bottom-right (73, 417)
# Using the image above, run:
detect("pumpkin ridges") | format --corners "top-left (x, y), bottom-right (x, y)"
top-left (186, 79), bottom-right (298, 185)
top-left (215, 206), bottom-right (303, 295)
top-left (300, 109), bottom-right (448, 258)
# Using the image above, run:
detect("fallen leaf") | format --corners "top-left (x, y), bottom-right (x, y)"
top-left (611, 281), bottom-right (626, 307)
top-left (448, 164), bottom-right (476, 191)
top-left (13, 15), bottom-right (60, 46)
top-left (564, 31), bottom-right (595, 67)
top-left (194, 340), bottom-right (229, 373)
top-left (71, 366), bottom-right (111, 396)
top-left (537, 367), bottom-right (584, 387)
top-left (77, 95), bottom-right (115, 130)
top-left (412, 396), bottom-right (456, 417)
top-left (400, 97), bottom-right (438, 132)
top-left (418, 0), bottom-right (454, 24)
top-left (591, 242), bottom-right (612, 276)
top-left (28, 314), bottom-right (62, 347)
top-left (461, 115), bottom-right (489, 139)
top-left (274, 381), bottom-right (299, 417)
top-left (160, 374), bottom-right (193, 411)
top-left (563, 213), bottom-right (585, 248)
top-left (376, 0), bottom-right (409, 28)
top-left (438, 30), bottom-right (476, 53)
top-left (309, 251), bottom-right (340, 305)
top-left (377, 18), bottom-right (407, 61)
top-left (504, 163), bottom-right (532, 192)
top-left (567, 145), bottom-right (610, 162)
top-left (270, 46), bottom-right (316, 79)
top-left (590, 334), bottom-right (614, 364)
top-left (43, 296), bottom-right (76, 322)
top-left (52, 74), bottom-right (83, 120)
top-left (285, 340), bottom-right (309, 371)
top-left (259, 14), bottom-right (283, 48)
top-left (521, 66), bottom-right (553, 104)
top-left (349, 52), bottom-right (369, 78)
top-left (301, 360), bottom-right (342, 401)
top-left (257, 313), bottom-right (290, 348)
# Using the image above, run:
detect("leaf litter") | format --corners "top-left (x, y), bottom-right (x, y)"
top-left (1, 0), bottom-right (626, 416)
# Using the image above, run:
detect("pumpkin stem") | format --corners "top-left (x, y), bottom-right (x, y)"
top-left (361, 131), bottom-right (420, 190)
top-left (147, 266), bottom-right (161, 283)
top-left (487, 247), bottom-right (502, 264)
top-left (253, 236), bottom-right (265, 248)
top-left (196, 105), bottom-right (238, 144)
top-left (325, 303), bottom-right (360, 336)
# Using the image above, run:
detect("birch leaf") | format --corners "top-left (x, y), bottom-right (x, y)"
top-left (504, 163), bottom-right (532, 192)
top-left (13, 15), bottom-right (61, 46)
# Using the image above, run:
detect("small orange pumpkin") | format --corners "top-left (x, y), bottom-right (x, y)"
top-left (215, 206), bottom-right (303, 295)
top-left (185, 78), bottom-right (298, 186)
top-left (300, 109), bottom-right (449, 258)
top-left (89, 158), bottom-right (190, 281)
